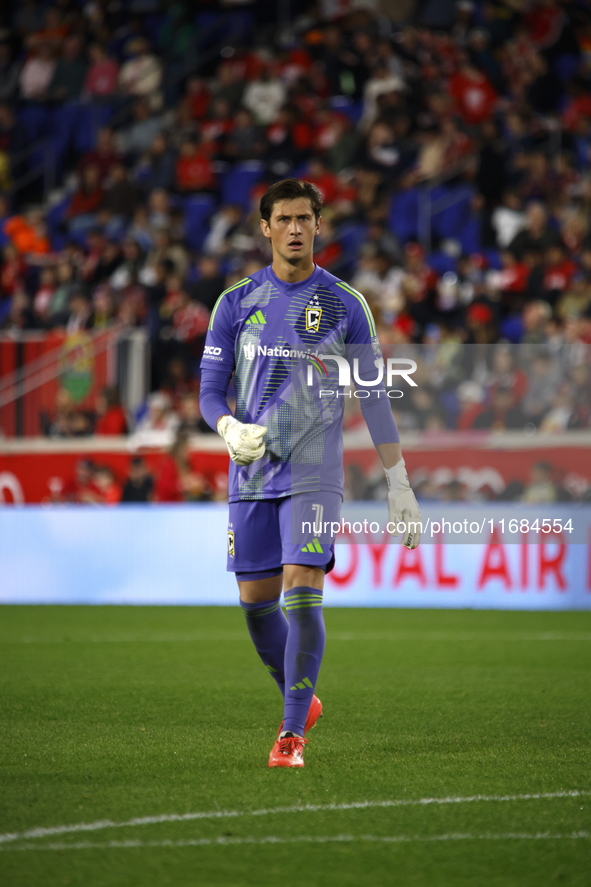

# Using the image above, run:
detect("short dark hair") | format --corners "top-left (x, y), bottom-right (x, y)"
top-left (260, 178), bottom-right (323, 222)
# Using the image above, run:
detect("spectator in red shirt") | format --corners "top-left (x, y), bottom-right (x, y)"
top-left (84, 44), bottom-right (119, 99)
top-left (313, 213), bottom-right (342, 271)
top-left (562, 84), bottom-right (591, 133)
top-left (402, 242), bottom-right (439, 301)
top-left (312, 106), bottom-right (351, 158)
top-left (184, 75), bottom-right (210, 120)
top-left (487, 249), bottom-right (530, 294)
top-left (303, 157), bottom-right (340, 205)
top-left (95, 386), bottom-right (129, 435)
top-left (63, 459), bottom-right (101, 503)
top-left (0, 243), bottom-right (26, 297)
top-left (542, 244), bottom-right (576, 305)
top-left (66, 165), bottom-right (104, 234)
top-left (78, 127), bottom-right (122, 186)
top-left (200, 97), bottom-right (234, 152)
top-left (448, 57), bottom-right (497, 126)
top-left (94, 466), bottom-right (122, 505)
top-left (154, 433), bottom-right (210, 502)
top-left (175, 136), bottom-right (217, 193)
top-left (171, 289), bottom-right (210, 344)
top-left (524, 1), bottom-right (566, 50)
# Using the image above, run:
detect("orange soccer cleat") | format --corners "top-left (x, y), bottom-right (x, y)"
top-left (268, 733), bottom-right (308, 768)
top-left (277, 694), bottom-right (323, 738)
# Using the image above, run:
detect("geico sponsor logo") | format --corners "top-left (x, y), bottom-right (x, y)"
top-left (203, 345), bottom-right (224, 361)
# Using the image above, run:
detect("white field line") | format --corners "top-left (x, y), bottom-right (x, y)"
top-left (3, 832), bottom-right (590, 853)
top-left (4, 631), bottom-right (591, 645)
top-left (1, 791), bottom-right (588, 847)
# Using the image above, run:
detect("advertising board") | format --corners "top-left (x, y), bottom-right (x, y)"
top-left (1, 505), bottom-right (589, 609)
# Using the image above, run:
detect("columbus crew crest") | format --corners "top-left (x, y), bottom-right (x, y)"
top-left (305, 296), bottom-right (322, 332)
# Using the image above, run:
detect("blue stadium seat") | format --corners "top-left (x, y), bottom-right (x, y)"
top-left (142, 12), bottom-right (168, 48)
top-left (46, 194), bottom-right (70, 243)
top-left (72, 103), bottom-right (109, 155)
top-left (574, 135), bottom-right (590, 169)
top-left (554, 54), bottom-right (579, 82)
top-left (428, 252), bottom-right (457, 274)
top-left (431, 185), bottom-right (474, 242)
top-left (328, 97), bottom-right (364, 126)
top-left (184, 195), bottom-right (217, 250)
top-left (0, 298), bottom-right (11, 326)
top-left (194, 10), bottom-right (252, 48)
top-left (388, 188), bottom-right (420, 242)
top-left (49, 103), bottom-right (80, 163)
top-left (482, 249), bottom-right (502, 269)
top-left (17, 104), bottom-right (50, 141)
top-left (220, 162), bottom-right (264, 211)
top-left (457, 216), bottom-right (481, 254)
top-left (332, 222), bottom-right (367, 276)
top-left (185, 261), bottom-right (198, 286)
top-left (217, 257), bottom-right (233, 278)
top-left (337, 222), bottom-right (367, 259)
top-left (499, 315), bottom-right (524, 343)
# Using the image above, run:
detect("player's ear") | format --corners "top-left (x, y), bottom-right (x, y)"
top-left (260, 217), bottom-right (271, 239)
top-left (315, 215), bottom-right (322, 235)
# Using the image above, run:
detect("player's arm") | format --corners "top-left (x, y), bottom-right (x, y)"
top-left (344, 290), bottom-right (421, 549)
top-left (199, 291), bottom-right (267, 466)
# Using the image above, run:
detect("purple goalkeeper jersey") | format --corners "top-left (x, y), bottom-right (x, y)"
top-left (200, 263), bottom-right (394, 503)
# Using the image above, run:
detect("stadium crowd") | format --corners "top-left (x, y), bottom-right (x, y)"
top-left (47, 436), bottom-right (223, 506)
top-left (0, 0), bottom-right (590, 463)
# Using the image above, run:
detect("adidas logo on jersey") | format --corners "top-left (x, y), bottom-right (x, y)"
top-left (300, 538), bottom-right (324, 553)
top-left (245, 310), bottom-right (266, 325)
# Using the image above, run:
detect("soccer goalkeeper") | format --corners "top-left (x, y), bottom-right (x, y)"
top-left (199, 178), bottom-right (421, 768)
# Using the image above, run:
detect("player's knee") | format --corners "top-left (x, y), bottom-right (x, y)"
top-left (283, 564), bottom-right (325, 591)
top-left (238, 574), bottom-right (283, 603)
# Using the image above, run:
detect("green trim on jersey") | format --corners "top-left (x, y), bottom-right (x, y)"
top-left (335, 281), bottom-right (377, 337)
top-left (208, 278), bottom-right (252, 330)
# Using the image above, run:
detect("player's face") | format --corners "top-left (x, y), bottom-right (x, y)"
top-left (260, 198), bottom-right (321, 266)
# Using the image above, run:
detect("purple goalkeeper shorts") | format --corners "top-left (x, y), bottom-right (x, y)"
top-left (226, 491), bottom-right (342, 575)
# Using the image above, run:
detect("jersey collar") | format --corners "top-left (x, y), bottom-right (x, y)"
top-left (268, 263), bottom-right (321, 294)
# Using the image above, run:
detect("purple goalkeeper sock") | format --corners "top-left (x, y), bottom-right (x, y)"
top-left (240, 597), bottom-right (288, 696)
top-left (282, 586), bottom-right (326, 736)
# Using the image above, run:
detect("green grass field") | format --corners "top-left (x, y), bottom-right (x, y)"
top-left (0, 606), bottom-right (590, 887)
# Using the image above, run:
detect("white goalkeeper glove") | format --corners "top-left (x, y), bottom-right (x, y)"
top-left (384, 459), bottom-right (422, 550)
top-left (217, 415), bottom-right (267, 466)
